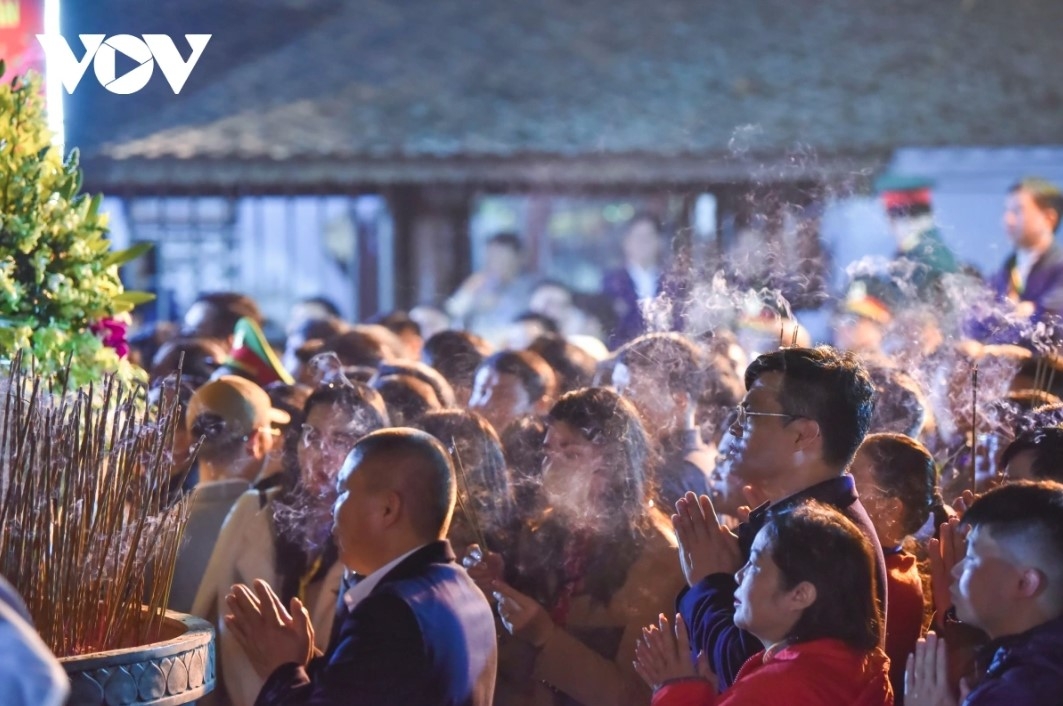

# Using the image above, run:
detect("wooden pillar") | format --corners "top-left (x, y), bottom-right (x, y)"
top-left (388, 185), bottom-right (473, 310)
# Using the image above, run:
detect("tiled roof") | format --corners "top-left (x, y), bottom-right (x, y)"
top-left (68, 0), bottom-right (1063, 188)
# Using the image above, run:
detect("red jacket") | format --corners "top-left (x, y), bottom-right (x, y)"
top-left (884, 549), bottom-right (925, 706)
top-left (652, 639), bottom-right (893, 706)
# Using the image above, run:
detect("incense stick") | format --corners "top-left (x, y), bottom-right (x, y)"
top-left (969, 364), bottom-right (979, 493)
top-left (450, 436), bottom-right (489, 552)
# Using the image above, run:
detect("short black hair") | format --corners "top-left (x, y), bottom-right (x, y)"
top-left (289, 316), bottom-right (347, 345)
top-left (305, 380), bottom-right (390, 433)
top-left (858, 433), bottom-right (937, 536)
top-left (1009, 178), bottom-right (1063, 234)
top-left (867, 365), bottom-right (928, 438)
top-left (1001, 427), bottom-right (1063, 483)
top-left (422, 330), bottom-right (494, 391)
top-left (963, 481), bottom-right (1063, 584)
top-left (372, 375), bottom-right (441, 426)
top-left (745, 346), bottom-right (874, 468)
top-left (527, 333), bottom-right (597, 394)
top-left (487, 232), bottom-right (523, 252)
top-left (322, 326), bottom-right (397, 368)
top-left (370, 310), bottom-right (422, 338)
top-left (150, 336), bottom-right (227, 388)
top-left (353, 428), bottom-right (457, 540)
top-left (766, 501), bottom-right (883, 652)
top-left (187, 292), bottom-right (263, 339)
top-left (375, 360), bottom-right (456, 408)
top-left (478, 350), bottom-right (557, 403)
top-left (615, 332), bottom-right (706, 399)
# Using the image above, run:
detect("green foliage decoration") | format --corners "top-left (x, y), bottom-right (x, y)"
top-left (0, 65), bottom-right (152, 386)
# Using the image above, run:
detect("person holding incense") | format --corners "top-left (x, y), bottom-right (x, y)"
top-left (464, 386), bottom-right (685, 706)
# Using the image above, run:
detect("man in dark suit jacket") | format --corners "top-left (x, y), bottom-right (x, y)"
top-left (225, 428), bottom-right (497, 706)
top-left (986, 178), bottom-right (1063, 341)
top-left (602, 214), bottom-right (665, 348)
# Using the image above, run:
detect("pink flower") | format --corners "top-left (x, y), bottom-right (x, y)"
top-left (91, 317), bottom-right (130, 359)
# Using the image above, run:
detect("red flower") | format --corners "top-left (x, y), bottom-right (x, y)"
top-left (91, 317), bottom-right (130, 359)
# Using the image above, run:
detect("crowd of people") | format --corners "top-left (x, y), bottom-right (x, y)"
top-left (5, 176), bottom-right (1063, 706)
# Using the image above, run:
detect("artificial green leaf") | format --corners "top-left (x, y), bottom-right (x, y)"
top-left (112, 290), bottom-right (156, 306)
top-left (104, 242), bottom-right (153, 268)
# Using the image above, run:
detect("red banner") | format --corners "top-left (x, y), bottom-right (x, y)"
top-left (0, 0), bottom-right (45, 80)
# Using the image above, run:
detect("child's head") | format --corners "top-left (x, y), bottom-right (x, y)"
top-left (735, 501), bottom-right (882, 651)
top-left (849, 432), bottom-right (936, 547)
top-left (954, 481), bottom-right (1063, 639)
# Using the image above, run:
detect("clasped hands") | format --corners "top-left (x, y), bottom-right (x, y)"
top-left (634, 613), bottom-right (716, 692)
top-left (905, 632), bottom-right (971, 706)
top-left (225, 579), bottom-right (316, 680)
top-left (673, 491), bottom-right (743, 587)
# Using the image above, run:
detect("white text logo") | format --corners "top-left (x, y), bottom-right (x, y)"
top-left (35, 34), bottom-right (211, 94)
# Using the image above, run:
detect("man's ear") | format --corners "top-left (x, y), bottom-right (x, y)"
top-left (1017, 567), bottom-right (1047, 600)
top-left (379, 489), bottom-right (404, 529)
top-left (790, 580), bottom-right (818, 612)
top-left (247, 428), bottom-right (270, 460)
top-left (792, 417), bottom-right (822, 451)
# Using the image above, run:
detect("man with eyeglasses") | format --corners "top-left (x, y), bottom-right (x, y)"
top-left (672, 346), bottom-right (887, 692)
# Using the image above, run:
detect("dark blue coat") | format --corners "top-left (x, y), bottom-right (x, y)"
top-left (602, 267), bottom-right (660, 349)
top-left (982, 243), bottom-right (1063, 342)
top-left (255, 541), bottom-right (497, 706)
top-left (676, 475), bottom-right (887, 692)
top-left (963, 614), bottom-right (1063, 705)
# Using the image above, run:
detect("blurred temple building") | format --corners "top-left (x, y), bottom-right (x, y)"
top-left (62, 0), bottom-right (1063, 332)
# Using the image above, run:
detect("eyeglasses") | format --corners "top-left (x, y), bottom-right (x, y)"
top-left (300, 424), bottom-right (359, 450)
top-left (732, 405), bottom-right (797, 429)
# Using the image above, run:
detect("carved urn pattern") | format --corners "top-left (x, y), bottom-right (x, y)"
top-left (61, 612), bottom-right (215, 706)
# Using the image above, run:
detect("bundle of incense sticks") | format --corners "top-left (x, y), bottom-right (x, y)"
top-left (0, 352), bottom-right (190, 656)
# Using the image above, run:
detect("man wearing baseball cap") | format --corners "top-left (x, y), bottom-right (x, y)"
top-left (168, 376), bottom-right (290, 613)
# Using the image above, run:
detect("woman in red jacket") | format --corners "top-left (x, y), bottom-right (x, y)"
top-left (634, 500), bottom-right (893, 706)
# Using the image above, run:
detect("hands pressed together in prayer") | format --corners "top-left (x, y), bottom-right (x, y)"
top-left (905, 632), bottom-right (970, 706)
top-left (907, 515), bottom-right (973, 706)
top-left (672, 491), bottom-right (742, 587)
top-left (225, 579), bottom-right (316, 680)
top-left (927, 516), bottom-right (968, 623)
top-left (634, 613), bottom-right (715, 692)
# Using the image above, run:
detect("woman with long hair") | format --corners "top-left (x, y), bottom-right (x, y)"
top-left (467, 386), bottom-right (685, 706)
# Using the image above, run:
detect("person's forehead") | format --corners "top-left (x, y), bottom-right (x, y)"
top-left (744, 372), bottom-right (785, 402)
top-left (750, 526), bottom-right (773, 553)
top-left (307, 403), bottom-right (367, 430)
top-left (966, 525), bottom-right (1009, 557)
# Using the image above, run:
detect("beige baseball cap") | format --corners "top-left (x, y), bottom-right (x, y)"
top-left (186, 375), bottom-right (290, 436)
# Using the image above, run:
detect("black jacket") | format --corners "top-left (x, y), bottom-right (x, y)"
top-left (255, 540), bottom-right (497, 706)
